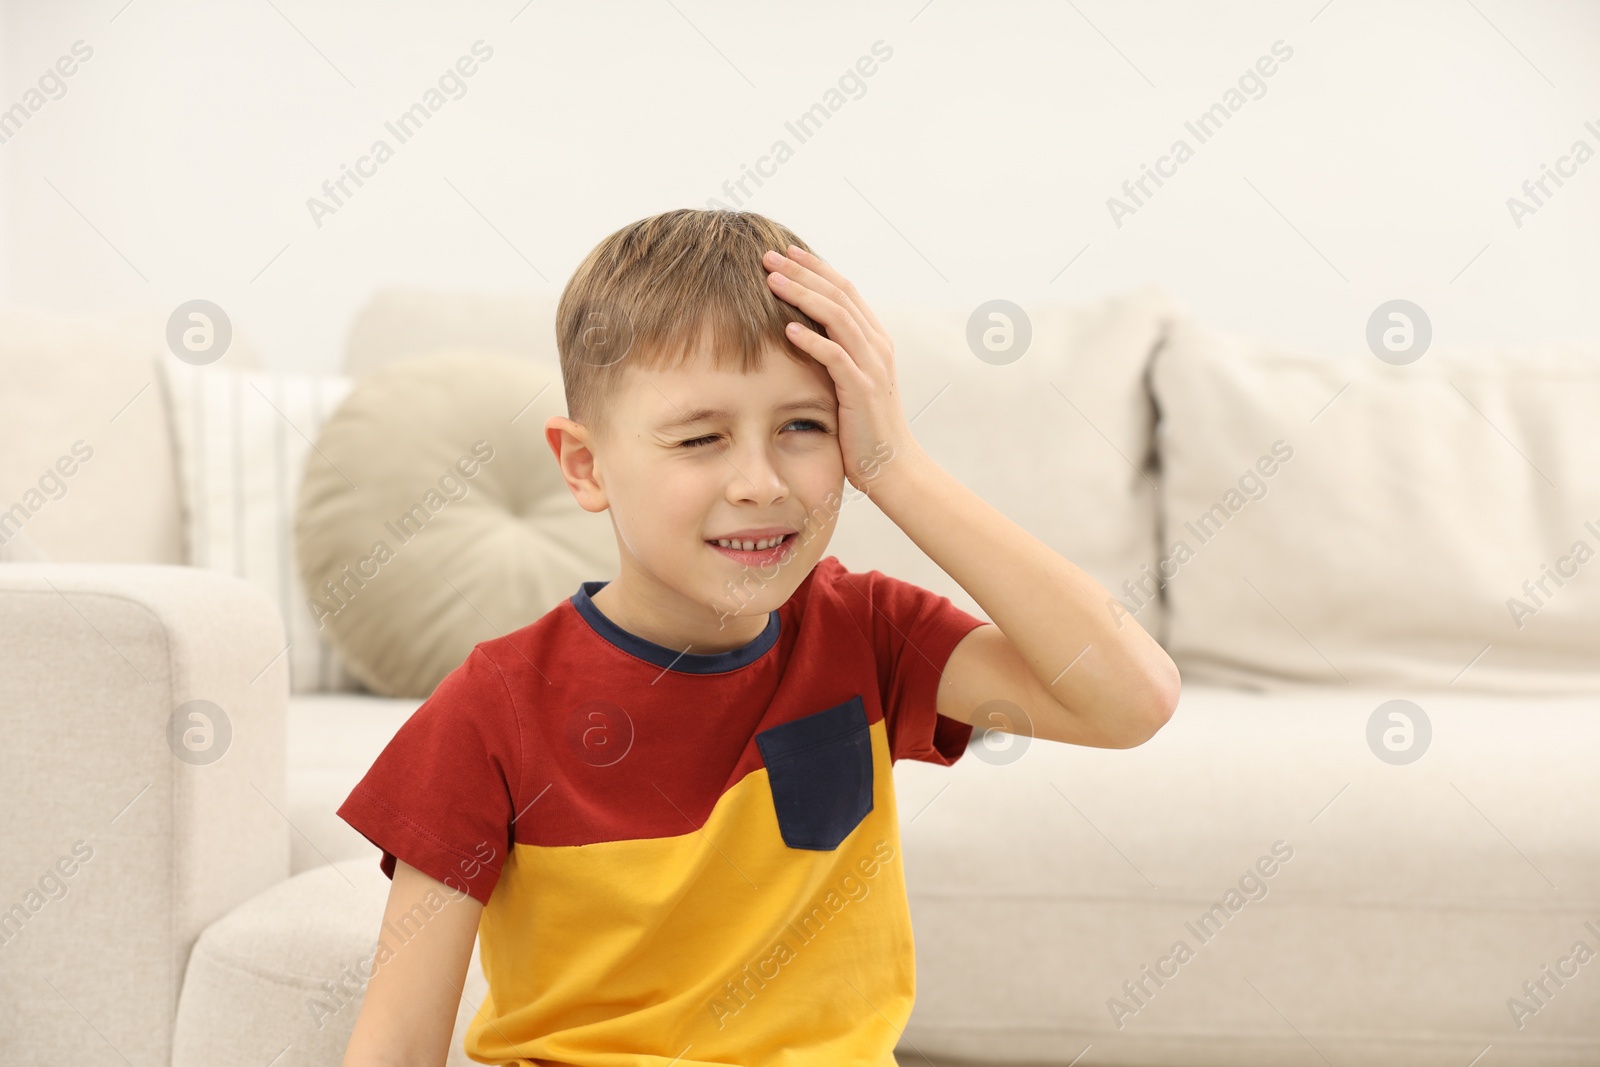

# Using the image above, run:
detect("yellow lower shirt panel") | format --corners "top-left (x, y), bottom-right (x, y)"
top-left (465, 717), bottom-right (913, 1067)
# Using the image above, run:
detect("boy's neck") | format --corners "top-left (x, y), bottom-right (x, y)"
top-left (588, 578), bottom-right (772, 656)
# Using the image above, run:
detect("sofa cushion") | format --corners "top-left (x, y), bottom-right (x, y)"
top-left (1151, 319), bottom-right (1600, 693)
top-left (295, 349), bottom-right (620, 698)
top-left (172, 857), bottom-right (490, 1067)
top-left (898, 682), bottom-right (1600, 1065)
top-left (340, 285), bottom-right (1184, 635)
top-left (158, 359), bottom-right (366, 693)
top-left (0, 304), bottom-right (258, 565)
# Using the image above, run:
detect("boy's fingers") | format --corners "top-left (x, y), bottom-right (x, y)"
top-left (768, 251), bottom-right (883, 350)
top-left (784, 245), bottom-right (889, 338)
top-left (768, 272), bottom-right (873, 366)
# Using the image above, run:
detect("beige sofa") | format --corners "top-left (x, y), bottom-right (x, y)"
top-left (2, 289), bottom-right (1597, 1067)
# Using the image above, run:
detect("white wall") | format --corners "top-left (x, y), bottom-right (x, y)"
top-left (1, 0), bottom-right (1597, 370)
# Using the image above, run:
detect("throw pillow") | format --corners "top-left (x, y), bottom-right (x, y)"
top-left (158, 357), bottom-right (365, 693)
top-left (294, 349), bottom-right (619, 699)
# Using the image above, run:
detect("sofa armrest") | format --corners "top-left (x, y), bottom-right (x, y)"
top-left (0, 563), bottom-right (289, 1067)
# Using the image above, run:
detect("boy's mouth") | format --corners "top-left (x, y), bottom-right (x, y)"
top-left (706, 532), bottom-right (797, 566)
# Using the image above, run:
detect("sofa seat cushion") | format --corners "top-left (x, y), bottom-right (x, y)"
top-left (172, 857), bottom-right (490, 1067)
top-left (897, 683), bottom-right (1600, 1066)
top-left (287, 694), bottom-right (421, 876)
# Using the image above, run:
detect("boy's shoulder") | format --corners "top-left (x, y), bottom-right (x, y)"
top-left (802, 554), bottom-right (949, 612)
top-left (463, 579), bottom-right (595, 681)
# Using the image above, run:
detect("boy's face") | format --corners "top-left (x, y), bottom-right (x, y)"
top-left (550, 339), bottom-right (844, 631)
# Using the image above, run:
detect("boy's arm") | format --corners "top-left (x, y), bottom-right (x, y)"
top-left (871, 449), bottom-right (1180, 750)
top-left (761, 244), bottom-right (1180, 748)
top-left (343, 860), bottom-right (484, 1067)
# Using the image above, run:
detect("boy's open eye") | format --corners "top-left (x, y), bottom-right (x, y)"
top-left (677, 419), bottom-right (828, 449)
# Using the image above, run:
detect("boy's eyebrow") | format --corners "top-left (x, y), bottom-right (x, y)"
top-left (655, 398), bottom-right (836, 431)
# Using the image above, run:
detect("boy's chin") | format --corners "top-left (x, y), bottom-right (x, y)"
top-left (700, 560), bottom-right (808, 615)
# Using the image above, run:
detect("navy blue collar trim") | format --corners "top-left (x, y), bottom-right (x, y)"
top-left (570, 580), bottom-right (780, 674)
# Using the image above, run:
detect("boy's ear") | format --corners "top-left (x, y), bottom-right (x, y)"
top-left (544, 415), bottom-right (609, 514)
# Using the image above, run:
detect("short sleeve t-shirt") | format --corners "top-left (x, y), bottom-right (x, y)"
top-left (337, 554), bottom-right (991, 1066)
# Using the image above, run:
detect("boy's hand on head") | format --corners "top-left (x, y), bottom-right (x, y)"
top-left (763, 245), bottom-right (923, 496)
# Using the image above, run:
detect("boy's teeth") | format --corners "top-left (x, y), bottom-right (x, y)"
top-left (714, 535), bottom-right (787, 550)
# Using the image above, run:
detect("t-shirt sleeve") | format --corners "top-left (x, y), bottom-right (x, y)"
top-left (336, 646), bottom-right (521, 905)
top-left (863, 568), bottom-right (993, 766)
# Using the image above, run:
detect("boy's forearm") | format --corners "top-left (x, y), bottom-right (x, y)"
top-left (343, 1016), bottom-right (450, 1067)
top-left (867, 443), bottom-right (1180, 738)
top-left (342, 1028), bottom-right (438, 1067)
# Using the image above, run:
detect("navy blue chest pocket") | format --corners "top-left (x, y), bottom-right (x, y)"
top-left (755, 695), bottom-right (875, 851)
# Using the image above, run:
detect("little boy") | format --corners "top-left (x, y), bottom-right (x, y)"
top-left (337, 208), bottom-right (1179, 1066)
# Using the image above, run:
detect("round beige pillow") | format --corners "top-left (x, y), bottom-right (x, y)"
top-left (295, 349), bottom-right (619, 698)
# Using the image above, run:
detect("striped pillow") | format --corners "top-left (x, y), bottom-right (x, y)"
top-left (158, 357), bottom-right (364, 693)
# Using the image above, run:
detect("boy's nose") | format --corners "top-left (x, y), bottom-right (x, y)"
top-left (723, 442), bottom-right (789, 504)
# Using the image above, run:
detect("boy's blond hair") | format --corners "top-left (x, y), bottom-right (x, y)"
top-left (555, 208), bottom-right (825, 443)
